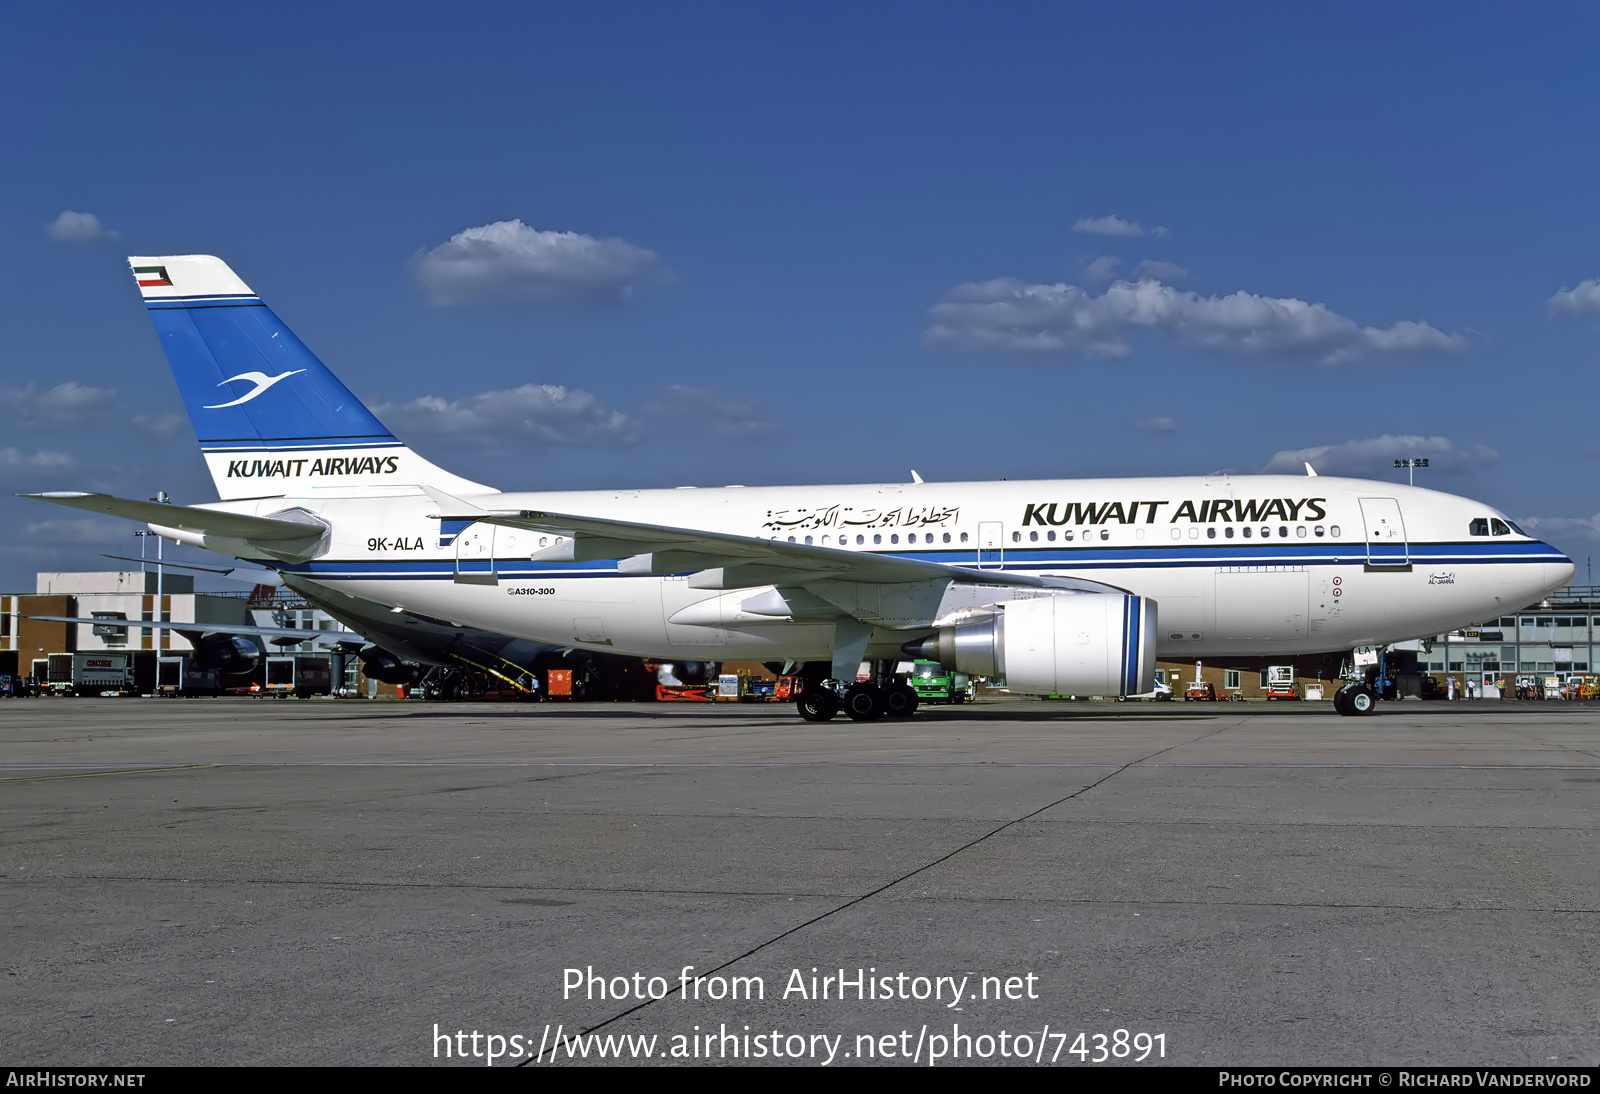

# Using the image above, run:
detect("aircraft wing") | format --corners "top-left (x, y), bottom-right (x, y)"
top-left (423, 487), bottom-right (1127, 593)
top-left (27, 617), bottom-right (366, 644)
top-left (24, 492), bottom-right (326, 545)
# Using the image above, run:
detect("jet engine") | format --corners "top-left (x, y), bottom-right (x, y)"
top-left (906, 593), bottom-right (1157, 697)
top-left (359, 644), bottom-right (420, 686)
top-left (194, 634), bottom-right (261, 676)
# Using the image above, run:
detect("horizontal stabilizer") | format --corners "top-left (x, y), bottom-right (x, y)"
top-left (25, 492), bottom-right (326, 542)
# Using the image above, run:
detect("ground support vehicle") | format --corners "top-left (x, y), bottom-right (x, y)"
top-left (1263, 665), bottom-right (1300, 700)
top-left (73, 654), bottom-right (137, 696)
top-left (908, 660), bottom-right (973, 704)
top-left (1184, 680), bottom-right (1218, 701)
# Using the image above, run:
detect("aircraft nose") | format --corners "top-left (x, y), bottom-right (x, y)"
top-left (1545, 553), bottom-right (1577, 592)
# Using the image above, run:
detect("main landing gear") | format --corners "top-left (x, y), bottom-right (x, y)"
top-left (796, 663), bottom-right (920, 723)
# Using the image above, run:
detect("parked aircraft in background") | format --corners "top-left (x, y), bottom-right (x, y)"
top-left (27, 255), bottom-right (1575, 719)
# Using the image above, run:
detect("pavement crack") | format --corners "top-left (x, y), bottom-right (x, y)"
top-left (555, 718), bottom-right (1242, 1047)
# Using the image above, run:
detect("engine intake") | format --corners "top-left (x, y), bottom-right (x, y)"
top-left (904, 593), bottom-right (1156, 697)
top-left (194, 634), bottom-right (261, 676)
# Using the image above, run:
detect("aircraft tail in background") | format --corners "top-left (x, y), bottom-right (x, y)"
top-left (129, 255), bottom-right (490, 501)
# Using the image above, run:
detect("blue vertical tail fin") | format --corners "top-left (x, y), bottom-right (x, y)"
top-left (130, 255), bottom-right (490, 501)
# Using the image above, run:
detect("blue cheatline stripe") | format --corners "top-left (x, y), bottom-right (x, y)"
top-left (758, 541), bottom-right (1566, 568)
top-left (279, 538), bottom-right (1568, 582)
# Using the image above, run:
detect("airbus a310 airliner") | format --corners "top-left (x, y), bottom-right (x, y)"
top-left (27, 256), bottom-right (1574, 719)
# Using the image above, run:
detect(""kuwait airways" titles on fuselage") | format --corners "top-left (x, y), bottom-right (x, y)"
top-left (1021, 497), bottom-right (1329, 526)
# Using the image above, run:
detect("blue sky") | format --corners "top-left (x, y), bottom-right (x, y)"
top-left (5, 3), bottom-right (1600, 589)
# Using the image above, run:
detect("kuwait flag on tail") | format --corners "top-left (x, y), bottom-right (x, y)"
top-left (132, 265), bottom-right (171, 287)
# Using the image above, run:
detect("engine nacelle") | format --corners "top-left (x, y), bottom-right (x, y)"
top-left (194, 634), bottom-right (261, 676)
top-left (911, 593), bottom-right (1157, 697)
top-left (359, 644), bottom-right (420, 686)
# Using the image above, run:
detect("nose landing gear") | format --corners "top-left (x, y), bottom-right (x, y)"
top-left (1334, 647), bottom-right (1384, 716)
top-left (1334, 683), bottom-right (1377, 716)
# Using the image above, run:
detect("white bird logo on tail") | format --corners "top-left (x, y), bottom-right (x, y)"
top-left (203, 370), bottom-right (306, 409)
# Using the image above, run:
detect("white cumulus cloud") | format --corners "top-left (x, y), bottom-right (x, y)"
top-left (0, 448), bottom-right (75, 478)
top-left (413, 219), bottom-right (673, 307)
top-left (1083, 255), bottom-right (1122, 283)
top-left (24, 518), bottom-right (124, 544)
top-left (1136, 416), bottom-right (1177, 432)
top-left (0, 381), bottom-right (117, 423)
top-left (1514, 514), bottom-right (1600, 553)
top-left (376, 383), bottom-right (640, 446)
top-left (1262, 435), bottom-right (1496, 477)
top-left (1134, 260), bottom-right (1188, 282)
top-left (1072, 215), bottom-right (1147, 238)
top-left (640, 385), bottom-right (776, 438)
top-left (926, 278), bottom-right (1468, 364)
top-left (46, 210), bottom-right (118, 242)
top-left (1548, 278), bottom-right (1600, 317)
top-left (134, 413), bottom-right (188, 436)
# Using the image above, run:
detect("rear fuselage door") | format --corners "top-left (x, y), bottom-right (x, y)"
top-left (454, 523), bottom-right (498, 585)
top-left (1358, 497), bottom-right (1408, 568)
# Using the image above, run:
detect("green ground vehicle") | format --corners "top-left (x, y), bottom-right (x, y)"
top-left (908, 660), bottom-right (974, 703)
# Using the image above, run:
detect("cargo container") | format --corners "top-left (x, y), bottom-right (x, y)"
top-left (156, 656), bottom-right (221, 697)
top-left (264, 654), bottom-right (333, 698)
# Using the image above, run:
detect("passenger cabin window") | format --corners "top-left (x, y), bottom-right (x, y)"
top-left (1469, 518), bottom-right (1490, 536)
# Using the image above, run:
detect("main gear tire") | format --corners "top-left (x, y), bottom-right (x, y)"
top-left (797, 688), bottom-right (839, 722)
top-left (843, 683), bottom-right (884, 722)
top-left (883, 683), bottom-right (919, 719)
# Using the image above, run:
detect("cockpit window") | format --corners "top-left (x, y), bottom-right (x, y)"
top-left (1505, 519), bottom-right (1526, 536)
top-left (1490, 518), bottom-right (1510, 536)
top-left (1468, 518), bottom-right (1489, 536)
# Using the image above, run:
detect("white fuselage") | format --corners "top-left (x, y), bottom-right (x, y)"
top-left (158, 474), bottom-right (1574, 664)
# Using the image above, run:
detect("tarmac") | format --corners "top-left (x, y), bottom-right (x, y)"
top-left (2, 695), bottom-right (1597, 1067)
